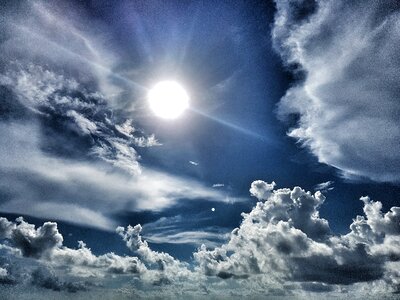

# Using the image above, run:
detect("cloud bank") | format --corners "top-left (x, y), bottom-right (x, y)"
top-left (273, 0), bottom-right (400, 183)
top-left (1, 181), bottom-right (399, 298)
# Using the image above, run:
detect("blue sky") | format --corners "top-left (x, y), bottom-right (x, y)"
top-left (0, 0), bottom-right (400, 298)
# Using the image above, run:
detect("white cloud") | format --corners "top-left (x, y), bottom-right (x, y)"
top-left (273, 0), bottom-right (400, 183)
top-left (0, 49), bottom-right (235, 231)
top-left (249, 180), bottom-right (276, 200)
top-left (314, 181), bottom-right (334, 192)
top-left (0, 120), bottom-right (236, 230)
top-left (212, 183), bottom-right (224, 188)
top-left (142, 215), bottom-right (229, 248)
top-left (195, 181), bottom-right (400, 291)
top-left (66, 110), bottom-right (98, 135)
top-left (1, 181), bottom-right (400, 297)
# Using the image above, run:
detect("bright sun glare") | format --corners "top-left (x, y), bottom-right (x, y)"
top-left (148, 81), bottom-right (189, 119)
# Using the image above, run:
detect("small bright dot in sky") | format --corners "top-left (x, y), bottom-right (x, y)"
top-left (148, 81), bottom-right (189, 119)
top-left (211, 208), bottom-right (215, 212)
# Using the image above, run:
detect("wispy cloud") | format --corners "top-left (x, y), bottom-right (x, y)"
top-left (0, 1), bottom-right (237, 231)
top-left (212, 183), bottom-right (224, 188)
top-left (142, 215), bottom-right (230, 248)
top-left (273, 0), bottom-right (400, 183)
top-left (0, 122), bottom-right (234, 230)
top-left (314, 181), bottom-right (334, 193)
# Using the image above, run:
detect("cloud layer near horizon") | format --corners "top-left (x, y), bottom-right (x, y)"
top-left (1, 181), bottom-right (399, 298)
top-left (273, 0), bottom-right (400, 183)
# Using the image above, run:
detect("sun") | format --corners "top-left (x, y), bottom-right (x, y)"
top-left (147, 81), bottom-right (189, 119)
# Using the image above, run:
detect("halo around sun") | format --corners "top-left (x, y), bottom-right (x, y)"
top-left (148, 81), bottom-right (189, 119)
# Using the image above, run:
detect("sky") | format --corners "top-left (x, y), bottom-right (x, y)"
top-left (0, 0), bottom-right (399, 299)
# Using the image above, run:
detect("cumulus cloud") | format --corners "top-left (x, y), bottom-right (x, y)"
top-left (0, 217), bottom-right (147, 279)
top-left (273, 0), bottom-right (400, 183)
top-left (0, 216), bottom-right (195, 291)
top-left (1, 181), bottom-right (400, 297)
top-left (116, 224), bottom-right (193, 285)
top-left (249, 180), bottom-right (276, 200)
top-left (195, 181), bottom-right (400, 293)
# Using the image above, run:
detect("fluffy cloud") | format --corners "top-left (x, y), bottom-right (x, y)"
top-left (249, 180), bottom-right (276, 199)
top-left (0, 217), bottom-right (154, 280)
top-left (1, 181), bottom-right (400, 297)
top-left (273, 0), bottom-right (400, 183)
top-left (117, 224), bottom-right (194, 285)
top-left (195, 181), bottom-right (400, 292)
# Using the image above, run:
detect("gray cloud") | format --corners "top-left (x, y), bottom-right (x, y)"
top-left (273, 0), bottom-right (400, 183)
top-left (30, 268), bottom-right (90, 293)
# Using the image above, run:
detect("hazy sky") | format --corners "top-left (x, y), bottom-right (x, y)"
top-left (0, 0), bottom-right (399, 299)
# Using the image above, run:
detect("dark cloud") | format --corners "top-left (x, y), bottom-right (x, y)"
top-left (273, 0), bottom-right (400, 183)
top-left (31, 268), bottom-right (89, 293)
top-left (0, 267), bottom-right (16, 285)
top-left (11, 218), bottom-right (63, 258)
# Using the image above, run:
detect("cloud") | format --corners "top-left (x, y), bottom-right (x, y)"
top-left (249, 180), bottom-right (276, 200)
top-left (0, 124), bottom-right (233, 229)
top-left (212, 183), bottom-right (225, 188)
top-left (273, 0), bottom-right (400, 183)
top-left (141, 215), bottom-right (230, 248)
top-left (0, 267), bottom-right (16, 285)
top-left (195, 181), bottom-right (400, 291)
top-left (0, 38), bottom-right (235, 231)
top-left (0, 217), bottom-right (148, 279)
top-left (30, 268), bottom-right (90, 293)
top-left (116, 225), bottom-right (193, 285)
top-left (1, 181), bottom-right (400, 297)
top-left (314, 181), bottom-right (334, 192)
